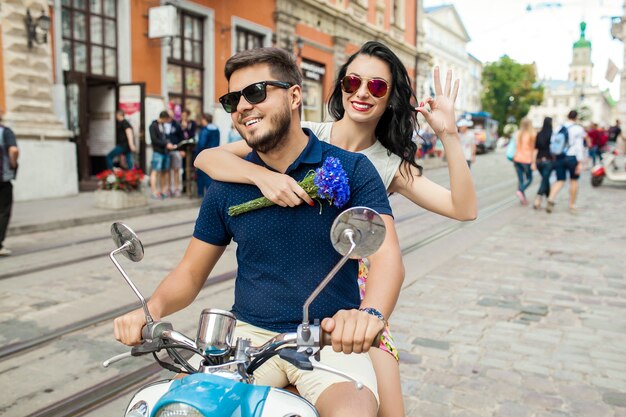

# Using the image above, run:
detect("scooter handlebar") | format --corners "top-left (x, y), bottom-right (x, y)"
top-left (319, 330), bottom-right (383, 350)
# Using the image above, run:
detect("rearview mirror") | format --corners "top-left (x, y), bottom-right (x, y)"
top-left (111, 222), bottom-right (144, 262)
top-left (330, 207), bottom-right (386, 258)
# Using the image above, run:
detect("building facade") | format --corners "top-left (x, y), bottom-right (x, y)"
top-left (422, 4), bottom-right (481, 115)
top-left (0, 0), bottom-right (427, 201)
top-left (527, 22), bottom-right (614, 128)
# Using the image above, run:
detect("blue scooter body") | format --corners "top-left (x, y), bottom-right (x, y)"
top-left (151, 373), bottom-right (269, 417)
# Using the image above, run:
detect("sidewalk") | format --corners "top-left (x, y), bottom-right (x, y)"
top-left (8, 191), bottom-right (201, 237)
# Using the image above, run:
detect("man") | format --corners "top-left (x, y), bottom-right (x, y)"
top-left (608, 119), bottom-right (622, 145)
top-left (106, 110), bottom-right (136, 169)
top-left (0, 111), bottom-right (18, 256)
top-left (547, 110), bottom-right (587, 214)
top-left (114, 48), bottom-right (404, 417)
top-left (587, 122), bottom-right (605, 166)
top-left (180, 109), bottom-right (198, 195)
top-left (148, 111), bottom-right (176, 199)
top-left (457, 119), bottom-right (476, 168)
top-left (166, 111), bottom-right (185, 197)
top-left (193, 113), bottom-right (220, 197)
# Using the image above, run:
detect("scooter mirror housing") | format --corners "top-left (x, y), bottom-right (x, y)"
top-left (301, 207), bottom-right (386, 331)
top-left (330, 207), bottom-right (386, 259)
top-left (111, 222), bottom-right (144, 262)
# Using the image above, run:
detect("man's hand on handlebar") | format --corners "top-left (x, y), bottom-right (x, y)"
top-left (114, 308), bottom-right (154, 346)
top-left (321, 309), bottom-right (385, 354)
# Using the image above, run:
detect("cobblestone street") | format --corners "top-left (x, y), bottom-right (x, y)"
top-left (395, 171), bottom-right (626, 416)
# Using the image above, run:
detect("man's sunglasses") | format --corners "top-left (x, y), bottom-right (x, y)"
top-left (219, 81), bottom-right (292, 113)
top-left (340, 74), bottom-right (389, 98)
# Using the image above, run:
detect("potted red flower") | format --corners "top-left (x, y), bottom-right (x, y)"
top-left (94, 168), bottom-right (148, 209)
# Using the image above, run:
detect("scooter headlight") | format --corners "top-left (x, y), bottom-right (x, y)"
top-left (155, 402), bottom-right (204, 417)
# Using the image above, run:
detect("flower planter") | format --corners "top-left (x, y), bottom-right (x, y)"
top-left (95, 189), bottom-right (148, 210)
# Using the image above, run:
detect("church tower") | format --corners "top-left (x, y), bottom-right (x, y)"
top-left (568, 21), bottom-right (593, 85)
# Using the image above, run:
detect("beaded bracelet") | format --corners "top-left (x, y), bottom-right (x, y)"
top-left (359, 307), bottom-right (386, 323)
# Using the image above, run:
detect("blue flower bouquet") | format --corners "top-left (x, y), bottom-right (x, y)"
top-left (228, 157), bottom-right (350, 216)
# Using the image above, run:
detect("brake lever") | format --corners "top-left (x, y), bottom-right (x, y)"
top-left (131, 339), bottom-right (162, 356)
top-left (102, 351), bottom-right (132, 368)
top-left (278, 348), bottom-right (314, 371)
top-left (310, 360), bottom-right (364, 390)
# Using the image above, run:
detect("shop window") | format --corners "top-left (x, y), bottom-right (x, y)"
top-left (61, 0), bottom-right (117, 77)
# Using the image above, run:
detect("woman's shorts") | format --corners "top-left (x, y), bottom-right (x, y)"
top-left (358, 260), bottom-right (400, 362)
top-left (151, 152), bottom-right (171, 172)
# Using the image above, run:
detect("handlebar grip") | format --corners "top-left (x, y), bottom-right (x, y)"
top-left (320, 330), bottom-right (383, 349)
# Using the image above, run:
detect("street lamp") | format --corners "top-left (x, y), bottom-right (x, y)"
top-left (25, 9), bottom-right (51, 49)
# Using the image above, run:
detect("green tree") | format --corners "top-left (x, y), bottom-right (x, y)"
top-left (481, 55), bottom-right (544, 135)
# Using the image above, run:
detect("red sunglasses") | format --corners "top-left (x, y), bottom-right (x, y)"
top-left (340, 74), bottom-right (389, 98)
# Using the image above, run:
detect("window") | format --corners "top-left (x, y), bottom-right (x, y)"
top-left (61, 0), bottom-right (117, 77)
top-left (235, 27), bottom-right (264, 53)
top-left (168, 10), bottom-right (204, 121)
top-left (391, 0), bottom-right (405, 28)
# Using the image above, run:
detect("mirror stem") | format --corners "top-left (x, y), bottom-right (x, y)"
top-left (110, 243), bottom-right (154, 324)
top-left (302, 229), bottom-right (357, 333)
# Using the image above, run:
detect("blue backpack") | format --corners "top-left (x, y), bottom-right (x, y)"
top-left (550, 125), bottom-right (570, 157)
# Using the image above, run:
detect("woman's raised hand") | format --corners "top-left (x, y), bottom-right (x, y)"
top-left (254, 170), bottom-right (314, 207)
top-left (416, 67), bottom-right (460, 139)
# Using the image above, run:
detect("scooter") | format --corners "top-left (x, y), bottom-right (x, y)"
top-left (104, 206), bottom-right (386, 417)
top-left (591, 149), bottom-right (626, 187)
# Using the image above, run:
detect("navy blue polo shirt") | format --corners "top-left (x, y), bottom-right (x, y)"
top-left (193, 129), bottom-right (392, 333)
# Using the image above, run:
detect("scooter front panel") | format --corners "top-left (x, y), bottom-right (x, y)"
top-left (125, 380), bottom-right (174, 417)
top-left (261, 388), bottom-right (319, 417)
top-left (151, 374), bottom-right (270, 417)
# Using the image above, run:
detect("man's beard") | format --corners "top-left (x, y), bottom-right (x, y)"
top-left (238, 104), bottom-right (291, 153)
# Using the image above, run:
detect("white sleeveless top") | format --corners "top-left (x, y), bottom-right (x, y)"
top-left (301, 121), bottom-right (401, 189)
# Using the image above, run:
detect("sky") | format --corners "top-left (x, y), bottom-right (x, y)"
top-left (423, 0), bottom-right (625, 98)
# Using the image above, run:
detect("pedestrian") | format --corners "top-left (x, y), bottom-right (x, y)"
top-left (532, 117), bottom-right (554, 210)
top-left (165, 113), bottom-right (184, 197)
top-left (114, 46), bottom-right (405, 417)
top-left (457, 119), bottom-right (476, 168)
top-left (194, 113), bottom-right (220, 197)
top-left (179, 109), bottom-right (198, 195)
top-left (106, 110), bottom-right (136, 169)
top-left (587, 122), bottom-right (605, 166)
top-left (512, 117), bottom-right (536, 205)
top-left (148, 111), bottom-right (176, 199)
top-left (0, 111), bottom-right (19, 256)
top-left (608, 119), bottom-right (622, 145)
top-left (547, 110), bottom-right (587, 214)
top-left (227, 123), bottom-right (242, 143)
top-left (194, 41), bottom-right (476, 417)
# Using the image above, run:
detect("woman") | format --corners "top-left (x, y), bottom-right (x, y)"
top-left (512, 118), bottom-right (536, 205)
top-left (533, 117), bottom-right (554, 209)
top-left (195, 41), bottom-right (477, 416)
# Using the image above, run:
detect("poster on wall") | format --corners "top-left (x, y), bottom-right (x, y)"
top-left (119, 84), bottom-right (142, 138)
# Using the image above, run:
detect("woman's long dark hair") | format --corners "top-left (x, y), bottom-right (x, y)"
top-left (536, 116), bottom-right (553, 149)
top-left (327, 41), bottom-right (422, 178)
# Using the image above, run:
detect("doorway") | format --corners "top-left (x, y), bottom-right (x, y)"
top-left (65, 72), bottom-right (145, 191)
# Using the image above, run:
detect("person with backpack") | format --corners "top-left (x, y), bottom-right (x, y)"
top-left (546, 110), bottom-right (588, 214)
top-left (0, 110), bottom-right (18, 256)
top-left (532, 117), bottom-right (554, 210)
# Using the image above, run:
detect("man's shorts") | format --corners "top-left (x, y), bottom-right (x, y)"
top-left (554, 155), bottom-right (579, 181)
top-left (235, 321), bottom-right (379, 407)
top-left (170, 151), bottom-right (182, 170)
top-left (151, 152), bottom-right (170, 172)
